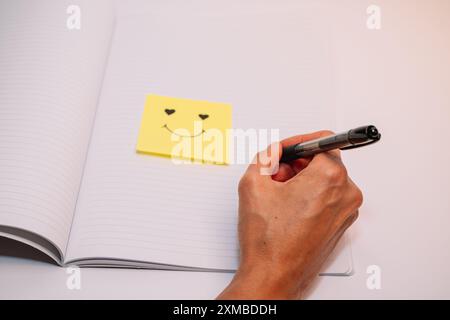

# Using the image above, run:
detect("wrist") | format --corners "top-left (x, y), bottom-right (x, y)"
top-left (217, 262), bottom-right (303, 300)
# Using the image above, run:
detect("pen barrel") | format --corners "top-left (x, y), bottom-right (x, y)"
top-left (281, 133), bottom-right (350, 161)
top-left (318, 132), bottom-right (351, 150)
top-left (294, 133), bottom-right (350, 158)
top-left (280, 125), bottom-right (380, 163)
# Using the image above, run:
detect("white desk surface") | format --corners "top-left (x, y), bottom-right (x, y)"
top-left (1, 0), bottom-right (450, 299)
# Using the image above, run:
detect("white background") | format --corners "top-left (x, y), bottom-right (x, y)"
top-left (1, 0), bottom-right (449, 299)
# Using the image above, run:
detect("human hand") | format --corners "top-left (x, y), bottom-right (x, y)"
top-left (217, 131), bottom-right (363, 299)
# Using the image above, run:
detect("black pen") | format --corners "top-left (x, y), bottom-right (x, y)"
top-left (280, 125), bottom-right (381, 163)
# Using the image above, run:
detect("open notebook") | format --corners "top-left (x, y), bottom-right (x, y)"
top-left (0, 0), bottom-right (353, 275)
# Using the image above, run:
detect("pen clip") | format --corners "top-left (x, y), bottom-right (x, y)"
top-left (340, 133), bottom-right (381, 150)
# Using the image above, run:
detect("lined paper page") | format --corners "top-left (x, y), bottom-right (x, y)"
top-left (66, 4), bottom-right (336, 269)
top-left (0, 0), bottom-right (114, 254)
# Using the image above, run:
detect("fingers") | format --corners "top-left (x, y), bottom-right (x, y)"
top-left (244, 142), bottom-right (281, 181)
top-left (273, 130), bottom-right (340, 182)
top-left (244, 130), bottom-right (342, 184)
top-left (272, 163), bottom-right (296, 182)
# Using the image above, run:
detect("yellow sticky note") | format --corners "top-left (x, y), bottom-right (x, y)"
top-left (136, 95), bottom-right (232, 164)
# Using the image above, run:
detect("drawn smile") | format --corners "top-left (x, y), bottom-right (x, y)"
top-left (162, 124), bottom-right (205, 138)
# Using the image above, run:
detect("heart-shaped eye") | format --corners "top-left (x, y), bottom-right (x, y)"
top-left (165, 109), bottom-right (176, 115)
top-left (198, 114), bottom-right (209, 120)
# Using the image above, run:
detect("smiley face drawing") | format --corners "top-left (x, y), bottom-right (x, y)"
top-left (136, 95), bottom-right (232, 164)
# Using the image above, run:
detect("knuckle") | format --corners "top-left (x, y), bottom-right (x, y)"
top-left (353, 187), bottom-right (364, 208)
top-left (323, 161), bottom-right (347, 183)
top-left (347, 179), bottom-right (364, 209)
